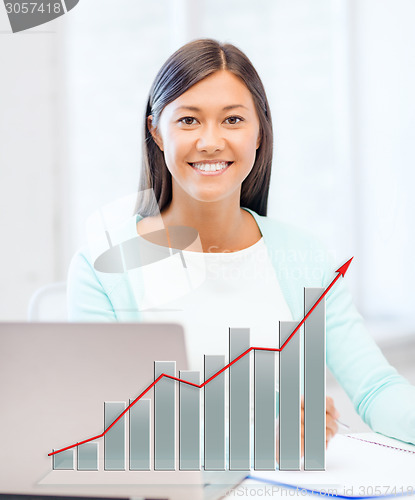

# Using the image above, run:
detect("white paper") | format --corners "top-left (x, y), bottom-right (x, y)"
top-left (243, 433), bottom-right (415, 498)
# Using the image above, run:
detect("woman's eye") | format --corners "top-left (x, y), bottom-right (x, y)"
top-left (179, 117), bottom-right (197, 126)
top-left (178, 116), bottom-right (244, 126)
top-left (225, 116), bottom-right (243, 125)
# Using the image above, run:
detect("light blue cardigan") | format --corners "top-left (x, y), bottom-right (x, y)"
top-left (67, 208), bottom-right (415, 445)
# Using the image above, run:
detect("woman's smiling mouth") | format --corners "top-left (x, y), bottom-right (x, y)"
top-left (188, 160), bottom-right (233, 174)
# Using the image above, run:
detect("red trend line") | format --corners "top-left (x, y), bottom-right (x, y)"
top-left (48, 257), bottom-right (353, 457)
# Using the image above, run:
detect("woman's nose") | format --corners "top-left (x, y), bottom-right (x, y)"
top-left (196, 124), bottom-right (225, 153)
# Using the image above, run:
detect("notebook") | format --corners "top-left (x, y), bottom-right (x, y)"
top-left (244, 432), bottom-right (415, 498)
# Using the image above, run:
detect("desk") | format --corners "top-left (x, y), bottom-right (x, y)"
top-left (228, 433), bottom-right (415, 499)
top-left (1, 433), bottom-right (414, 499)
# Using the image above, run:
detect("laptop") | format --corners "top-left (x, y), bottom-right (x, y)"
top-left (0, 322), bottom-right (218, 499)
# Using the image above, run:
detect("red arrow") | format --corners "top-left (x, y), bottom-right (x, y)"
top-left (336, 257), bottom-right (354, 277)
top-left (48, 257), bottom-right (354, 457)
top-left (279, 256), bottom-right (354, 350)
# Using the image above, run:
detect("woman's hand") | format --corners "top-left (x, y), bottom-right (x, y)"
top-left (277, 395), bottom-right (340, 462)
top-left (300, 395), bottom-right (340, 457)
top-left (325, 395), bottom-right (340, 448)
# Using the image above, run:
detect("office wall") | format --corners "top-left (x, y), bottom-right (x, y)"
top-left (0, 0), bottom-right (414, 334)
top-left (0, 11), bottom-right (64, 319)
top-left (352, 0), bottom-right (415, 322)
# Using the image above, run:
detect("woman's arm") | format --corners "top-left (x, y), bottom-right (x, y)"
top-left (67, 247), bottom-right (118, 321)
top-left (325, 271), bottom-right (415, 445)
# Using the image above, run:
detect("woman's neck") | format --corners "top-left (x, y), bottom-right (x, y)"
top-left (160, 197), bottom-right (261, 253)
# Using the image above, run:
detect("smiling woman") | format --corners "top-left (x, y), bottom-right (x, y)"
top-left (148, 71), bottom-right (261, 207)
top-left (137, 39), bottom-right (272, 217)
top-left (143, 70), bottom-right (263, 252)
top-left (134, 39), bottom-right (273, 253)
top-left (67, 38), bottom-right (415, 458)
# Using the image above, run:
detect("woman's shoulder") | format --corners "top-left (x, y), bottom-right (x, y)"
top-left (67, 245), bottom-right (125, 297)
top-left (68, 214), bottom-right (140, 291)
top-left (67, 215), bottom-right (141, 321)
top-left (245, 208), bottom-right (327, 253)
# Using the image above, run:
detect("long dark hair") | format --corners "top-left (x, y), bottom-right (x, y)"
top-left (135, 38), bottom-right (273, 217)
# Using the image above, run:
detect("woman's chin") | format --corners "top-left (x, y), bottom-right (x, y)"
top-left (185, 188), bottom-right (237, 206)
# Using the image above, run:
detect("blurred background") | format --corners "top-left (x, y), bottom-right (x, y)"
top-left (0, 0), bottom-right (414, 428)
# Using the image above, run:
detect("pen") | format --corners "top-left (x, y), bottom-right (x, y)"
top-left (335, 419), bottom-right (350, 430)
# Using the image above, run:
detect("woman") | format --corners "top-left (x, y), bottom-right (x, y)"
top-left (68, 39), bottom-right (415, 454)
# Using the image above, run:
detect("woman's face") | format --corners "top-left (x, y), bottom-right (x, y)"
top-left (148, 70), bottom-right (261, 206)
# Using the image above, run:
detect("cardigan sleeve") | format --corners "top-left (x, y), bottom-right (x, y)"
top-left (254, 211), bottom-right (415, 445)
top-left (323, 260), bottom-right (415, 445)
top-left (67, 247), bottom-right (118, 321)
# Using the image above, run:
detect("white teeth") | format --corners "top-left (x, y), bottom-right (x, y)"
top-left (191, 161), bottom-right (230, 172)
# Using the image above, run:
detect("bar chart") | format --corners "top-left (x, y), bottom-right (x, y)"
top-left (51, 283), bottom-right (330, 473)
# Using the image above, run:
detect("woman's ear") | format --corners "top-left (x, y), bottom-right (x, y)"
top-left (147, 115), bottom-right (164, 151)
top-left (256, 131), bottom-right (261, 150)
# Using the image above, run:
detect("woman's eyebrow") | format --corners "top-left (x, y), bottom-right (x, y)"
top-left (175, 104), bottom-right (248, 112)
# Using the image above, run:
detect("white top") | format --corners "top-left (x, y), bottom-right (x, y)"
top-left (137, 237), bottom-right (293, 374)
